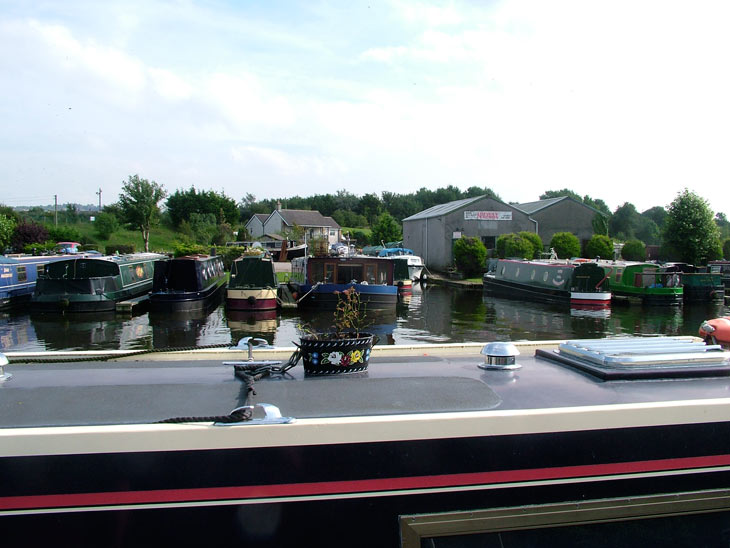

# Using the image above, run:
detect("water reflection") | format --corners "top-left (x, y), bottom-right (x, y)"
top-left (0, 284), bottom-right (727, 352)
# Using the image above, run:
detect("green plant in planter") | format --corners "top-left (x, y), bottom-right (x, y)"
top-left (296, 288), bottom-right (376, 374)
top-left (333, 286), bottom-right (369, 338)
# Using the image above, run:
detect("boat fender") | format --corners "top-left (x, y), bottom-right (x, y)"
top-left (247, 295), bottom-right (257, 305)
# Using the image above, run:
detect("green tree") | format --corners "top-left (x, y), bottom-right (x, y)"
top-left (93, 212), bottom-right (119, 240)
top-left (642, 206), bottom-right (667, 229)
top-left (592, 213), bottom-right (609, 236)
top-left (518, 231), bottom-right (543, 258)
top-left (0, 214), bottom-right (16, 251)
top-left (370, 212), bottom-right (402, 245)
top-left (609, 202), bottom-right (640, 240)
top-left (118, 174), bottom-right (168, 252)
top-left (453, 236), bottom-right (487, 277)
top-left (621, 239), bottom-right (647, 261)
top-left (584, 234), bottom-right (613, 259)
top-left (550, 232), bottom-right (581, 259)
top-left (663, 189), bottom-right (722, 265)
top-left (723, 238), bottom-right (730, 259)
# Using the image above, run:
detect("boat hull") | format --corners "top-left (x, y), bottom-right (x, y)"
top-left (296, 283), bottom-right (397, 308)
top-left (483, 275), bottom-right (569, 304)
top-left (3, 419), bottom-right (730, 546)
top-left (226, 288), bottom-right (278, 311)
top-left (149, 279), bottom-right (226, 312)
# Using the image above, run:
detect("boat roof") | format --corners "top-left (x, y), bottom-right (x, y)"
top-left (2, 337), bottom-right (729, 428)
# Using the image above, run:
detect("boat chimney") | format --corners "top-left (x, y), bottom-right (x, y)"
top-left (479, 342), bottom-right (522, 370)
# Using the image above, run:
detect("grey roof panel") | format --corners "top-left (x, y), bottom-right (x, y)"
top-left (402, 195), bottom-right (487, 221)
top-left (516, 196), bottom-right (567, 214)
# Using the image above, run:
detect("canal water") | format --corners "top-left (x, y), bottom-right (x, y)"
top-left (1, 284), bottom-right (728, 352)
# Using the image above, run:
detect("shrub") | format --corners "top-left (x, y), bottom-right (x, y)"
top-left (584, 234), bottom-right (613, 260)
top-left (216, 246), bottom-right (248, 270)
top-left (93, 212), bottom-right (119, 240)
top-left (503, 234), bottom-right (534, 259)
top-left (11, 221), bottom-right (49, 252)
top-left (105, 244), bottom-right (135, 255)
top-left (47, 224), bottom-right (83, 243)
top-left (172, 242), bottom-right (207, 257)
top-left (621, 239), bottom-right (646, 261)
top-left (518, 231), bottom-right (543, 259)
top-left (453, 236), bottom-right (487, 277)
top-left (549, 232), bottom-right (581, 259)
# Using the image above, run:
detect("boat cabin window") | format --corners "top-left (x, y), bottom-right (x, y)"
top-left (17, 266), bottom-right (27, 282)
top-left (325, 263), bottom-right (334, 283)
top-left (310, 262), bottom-right (325, 283)
top-left (36, 264), bottom-right (45, 277)
top-left (365, 264), bottom-right (376, 284)
top-left (337, 263), bottom-right (362, 283)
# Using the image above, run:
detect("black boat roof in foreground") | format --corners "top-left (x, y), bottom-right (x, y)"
top-left (2, 337), bottom-right (729, 428)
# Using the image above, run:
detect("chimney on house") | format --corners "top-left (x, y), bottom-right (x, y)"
top-left (276, 200), bottom-right (282, 211)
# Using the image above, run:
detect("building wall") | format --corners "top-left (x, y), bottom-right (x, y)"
top-left (246, 218), bottom-right (265, 238)
top-left (263, 213), bottom-right (284, 235)
top-left (531, 201), bottom-right (598, 246)
top-left (404, 197), bottom-right (534, 271)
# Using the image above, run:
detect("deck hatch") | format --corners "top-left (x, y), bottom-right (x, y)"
top-left (536, 337), bottom-right (730, 380)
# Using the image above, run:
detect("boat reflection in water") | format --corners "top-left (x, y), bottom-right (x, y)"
top-left (28, 312), bottom-right (152, 351)
top-left (296, 306), bottom-right (398, 345)
top-left (226, 309), bottom-right (279, 343)
top-left (148, 293), bottom-right (227, 349)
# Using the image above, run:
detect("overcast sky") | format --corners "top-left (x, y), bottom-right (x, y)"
top-left (2, 0), bottom-right (729, 217)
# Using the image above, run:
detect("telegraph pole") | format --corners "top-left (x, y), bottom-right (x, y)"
top-left (96, 188), bottom-right (102, 210)
top-left (54, 195), bottom-right (58, 226)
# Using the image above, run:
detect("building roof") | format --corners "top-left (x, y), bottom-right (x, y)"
top-left (516, 196), bottom-right (606, 216)
top-left (402, 195), bottom-right (488, 222)
top-left (275, 209), bottom-right (341, 228)
top-left (245, 213), bottom-right (268, 227)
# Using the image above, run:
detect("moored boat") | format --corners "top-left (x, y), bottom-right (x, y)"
top-left (290, 254), bottom-right (397, 308)
top-left (377, 247), bottom-right (425, 281)
top-left (0, 254), bottom-right (75, 309)
top-left (3, 337), bottom-right (730, 546)
top-left (600, 261), bottom-right (683, 305)
top-left (149, 254), bottom-right (226, 312)
top-left (30, 253), bottom-right (165, 313)
top-left (664, 263), bottom-right (725, 302)
top-left (226, 252), bottom-right (278, 311)
top-left (708, 260), bottom-right (730, 292)
top-left (483, 259), bottom-right (610, 306)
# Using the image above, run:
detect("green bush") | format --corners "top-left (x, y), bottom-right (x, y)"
top-left (502, 234), bottom-right (534, 259)
top-left (549, 232), bottom-right (581, 259)
top-left (215, 246), bottom-right (248, 270)
top-left (584, 234), bottom-right (613, 260)
top-left (105, 244), bottom-right (135, 255)
top-left (518, 231), bottom-right (543, 258)
top-left (453, 236), bottom-right (487, 277)
top-left (172, 242), bottom-right (208, 257)
top-left (47, 224), bottom-right (83, 243)
top-left (621, 239), bottom-right (646, 261)
top-left (93, 212), bottom-right (119, 240)
top-left (724, 238), bottom-right (730, 260)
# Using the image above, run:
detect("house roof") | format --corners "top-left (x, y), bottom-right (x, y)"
top-left (516, 196), bottom-right (606, 216)
top-left (402, 195), bottom-right (488, 222)
top-left (245, 213), bottom-right (268, 227)
top-left (275, 209), bottom-right (341, 229)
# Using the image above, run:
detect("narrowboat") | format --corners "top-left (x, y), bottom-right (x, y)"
top-left (664, 263), bottom-right (725, 302)
top-left (708, 260), bottom-right (730, 292)
top-left (290, 254), bottom-right (397, 308)
top-left (226, 252), bottom-right (278, 311)
top-left (3, 337), bottom-right (730, 546)
top-left (0, 254), bottom-right (72, 309)
top-left (601, 261), bottom-right (683, 305)
top-left (30, 253), bottom-right (165, 313)
top-left (149, 254), bottom-right (226, 312)
top-left (483, 259), bottom-right (610, 306)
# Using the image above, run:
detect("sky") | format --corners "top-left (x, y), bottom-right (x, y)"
top-left (1, 0), bottom-right (729, 217)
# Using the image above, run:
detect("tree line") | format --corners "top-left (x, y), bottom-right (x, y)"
top-left (2, 176), bottom-right (729, 263)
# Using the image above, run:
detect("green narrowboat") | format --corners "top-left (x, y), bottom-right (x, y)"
top-left (31, 253), bottom-right (166, 313)
top-left (601, 262), bottom-right (683, 305)
top-left (664, 263), bottom-right (724, 302)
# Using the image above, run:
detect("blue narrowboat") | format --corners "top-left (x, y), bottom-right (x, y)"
top-left (0, 255), bottom-right (76, 310)
top-left (149, 255), bottom-right (227, 312)
top-left (290, 255), bottom-right (397, 308)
